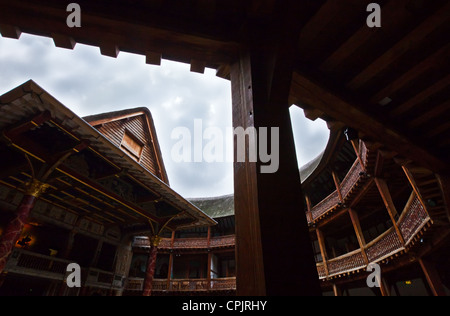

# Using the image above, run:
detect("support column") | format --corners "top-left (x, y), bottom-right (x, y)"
top-left (142, 235), bottom-right (161, 297)
top-left (375, 178), bottom-right (405, 246)
top-left (348, 209), bottom-right (369, 264)
top-left (332, 170), bottom-right (344, 203)
top-left (316, 229), bottom-right (329, 278)
top-left (0, 179), bottom-right (49, 273)
top-left (231, 49), bottom-right (321, 296)
top-left (419, 257), bottom-right (446, 296)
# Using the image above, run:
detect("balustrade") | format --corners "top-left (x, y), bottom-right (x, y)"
top-left (124, 277), bottom-right (236, 292)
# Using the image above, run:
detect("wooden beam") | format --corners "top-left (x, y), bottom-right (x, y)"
top-left (436, 174), bottom-right (450, 223)
top-left (390, 74), bottom-right (450, 117)
top-left (51, 33), bottom-right (76, 50)
top-left (99, 41), bottom-right (120, 58)
top-left (290, 72), bottom-right (448, 174)
top-left (348, 208), bottom-right (369, 264)
top-left (418, 257), bottom-right (447, 296)
top-left (332, 170), bottom-right (343, 203)
top-left (402, 165), bottom-right (431, 216)
top-left (230, 0), bottom-right (321, 296)
top-left (374, 178), bottom-right (405, 246)
top-left (145, 51), bottom-right (162, 66)
top-left (370, 43), bottom-right (450, 105)
top-left (347, 2), bottom-right (450, 90)
top-left (316, 228), bottom-right (329, 277)
top-left (190, 59), bottom-right (206, 74)
top-left (0, 23), bottom-right (21, 39)
top-left (319, 0), bottom-right (412, 74)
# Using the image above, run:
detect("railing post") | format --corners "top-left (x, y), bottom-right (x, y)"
top-left (316, 229), bottom-right (329, 278)
top-left (375, 178), bottom-right (405, 246)
top-left (348, 209), bottom-right (369, 264)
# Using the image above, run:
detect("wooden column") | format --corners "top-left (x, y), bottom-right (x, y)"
top-left (379, 277), bottom-right (391, 297)
top-left (374, 178), bottom-right (405, 246)
top-left (332, 284), bottom-right (342, 297)
top-left (436, 174), bottom-right (450, 222)
top-left (419, 257), bottom-right (446, 296)
top-left (0, 179), bottom-right (49, 274)
top-left (332, 170), bottom-right (344, 203)
top-left (305, 195), bottom-right (313, 223)
top-left (142, 235), bottom-right (161, 297)
top-left (316, 229), bottom-right (329, 277)
top-left (348, 208), bottom-right (369, 264)
top-left (350, 140), bottom-right (366, 172)
top-left (230, 5), bottom-right (321, 295)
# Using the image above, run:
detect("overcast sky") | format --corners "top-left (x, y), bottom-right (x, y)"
top-left (0, 34), bottom-right (329, 198)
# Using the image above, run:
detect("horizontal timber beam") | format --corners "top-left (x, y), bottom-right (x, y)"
top-left (290, 72), bottom-right (448, 174)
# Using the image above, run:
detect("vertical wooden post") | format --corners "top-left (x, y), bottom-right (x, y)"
top-left (350, 140), bottom-right (366, 172)
top-left (305, 195), bottom-right (313, 223)
top-left (207, 252), bottom-right (212, 291)
top-left (316, 229), bottom-right (329, 277)
top-left (142, 235), bottom-right (161, 296)
top-left (436, 174), bottom-right (450, 222)
top-left (379, 277), bottom-right (391, 297)
top-left (332, 283), bottom-right (342, 296)
top-left (230, 49), bottom-right (320, 296)
top-left (348, 208), bottom-right (369, 264)
top-left (375, 178), bottom-right (405, 246)
top-left (402, 166), bottom-right (430, 215)
top-left (0, 179), bottom-right (49, 274)
top-left (332, 170), bottom-right (344, 203)
top-left (419, 257), bottom-right (446, 296)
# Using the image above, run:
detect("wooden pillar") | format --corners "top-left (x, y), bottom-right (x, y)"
top-left (332, 284), bottom-right (342, 297)
top-left (316, 229), bottom-right (329, 277)
top-left (142, 235), bottom-right (161, 297)
top-left (419, 257), bottom-right (446, 296)
top-left (379, 277), bottom-right (391, 297)
top-left (332, 170), bottom-right (344, 203)
top-left (207, 252), bottom-right (212, 291)
top-left (351, 140), bottom-right (366, 172)
top-left (374, 178), bottom-right (405, 246)
top-left (402, 166), bottom-right (430, 215)
top-left (436, 174), bottom-right (450, 223)
top-left (230, 18), bottom-right (321, 295)
top-left (305, 195), bottom-right (313, 223)
top-left (167, 231), bottom-right (175, 291)
top-left (348, 208), bottom-right (369, 264)
top-left (0, 179), bottom-right (49, 274)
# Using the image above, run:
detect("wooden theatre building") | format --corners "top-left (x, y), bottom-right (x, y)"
top-left (0, 81), bottom-right (216, 296)
top-left (0, 0), bottom-right (449, 296)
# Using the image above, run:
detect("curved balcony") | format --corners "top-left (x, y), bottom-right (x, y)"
top-left (125, 277), bottom-right (236, 293)
top-left (308, 142), bottom-right (368, 223)
top-left (133, 235), bottom-right (235, 250)
top-left (317, 194), bottom-right (431, 280)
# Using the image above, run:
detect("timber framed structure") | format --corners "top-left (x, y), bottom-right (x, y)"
top-left (0, 0), bottom-right (449, 296)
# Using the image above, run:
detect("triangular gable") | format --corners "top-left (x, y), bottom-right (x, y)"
top-left (83, 108), bottom-right (169, 185)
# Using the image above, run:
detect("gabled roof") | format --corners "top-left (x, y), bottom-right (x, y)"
top-left (0, 80), bottom-right (217, 231)
top-left (83, 107), bottom-right (169, 185)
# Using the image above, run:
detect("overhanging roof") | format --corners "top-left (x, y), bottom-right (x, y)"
top-left (0, 0), bottom-right (448, 174)
top-left (0, 80), bottom-right (217, 231)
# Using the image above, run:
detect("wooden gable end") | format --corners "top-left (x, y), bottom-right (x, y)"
top-left (84, 109), bottom-right (169, 185)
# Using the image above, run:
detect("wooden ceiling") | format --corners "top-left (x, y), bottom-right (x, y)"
top-left (0, 0), bottom-right (448, 174)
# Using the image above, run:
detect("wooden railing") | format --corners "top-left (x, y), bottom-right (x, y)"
top-left (5, 248), bottom-right (72, 280)
top-left (309, 142), bottom-right (368, 223)
top-left (125, 277), bottom-right (236, 292)
top-left (5, 248), bottom-right (125, 289)
top-left (133, 235), bottom-right (236, 250)
top-left (316, 193), bottom-right (431, 280)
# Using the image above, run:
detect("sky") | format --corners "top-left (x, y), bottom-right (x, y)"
top-left (0, 33), bottom-right (330, 198)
